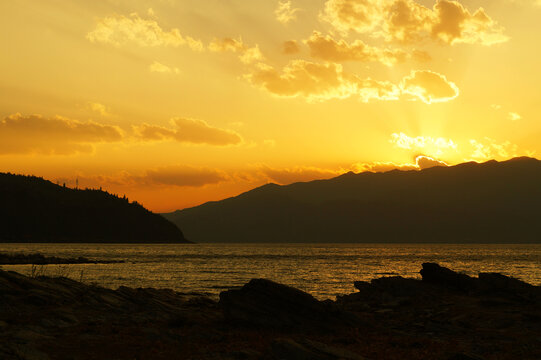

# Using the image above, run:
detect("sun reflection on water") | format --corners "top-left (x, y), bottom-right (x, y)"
top-left (1, 243), bottom-right (540, 300)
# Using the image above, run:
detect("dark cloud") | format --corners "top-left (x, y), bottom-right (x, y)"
top-left (258, 165), bottom-right (342, 184)
top-left (135, 117), bottom-right (242, 146)
top-left (282, 40), bottom-right (301, 54)
top-left (0, 113), bottom-right (123, 155)
top-left (76, 166), bottom-right (228, 188)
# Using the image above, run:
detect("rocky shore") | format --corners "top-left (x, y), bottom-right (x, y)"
top-left (0, 252), bottom-right (124, 265)
top-left (1, 263), bottom-right (540, 360)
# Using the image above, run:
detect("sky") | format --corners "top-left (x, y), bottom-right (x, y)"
top-left (1, 0), bottom-right (540, 212)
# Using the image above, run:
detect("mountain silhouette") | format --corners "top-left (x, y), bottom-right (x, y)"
top-left (163, 157), bottom-right (541, 243)
top-left (0, 173), bottom-right (189, 243)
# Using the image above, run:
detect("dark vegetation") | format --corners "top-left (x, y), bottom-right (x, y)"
top-left (164, 157), bottom-right (541, 243)
top-left (0, 173), bottom-right (189, 243)
top-left (1, 263), bottom-right (539, 359)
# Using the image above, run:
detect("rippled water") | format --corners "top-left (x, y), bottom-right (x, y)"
top-left (1, 243), bottom-right (540, 299)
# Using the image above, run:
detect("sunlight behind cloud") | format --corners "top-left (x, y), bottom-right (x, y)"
top-left (321, 0), bottom-right (509, 45)
top-left (87, 13), bottom-right (203, 50)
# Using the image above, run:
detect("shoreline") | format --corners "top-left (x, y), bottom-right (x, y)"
top-left (1, 263), bottom-right (540, 359)
top-left (0, 252), bottom-right (124, 265)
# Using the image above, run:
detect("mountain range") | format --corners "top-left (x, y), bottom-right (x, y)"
top-left (163, 157), bottom-right (541, 243)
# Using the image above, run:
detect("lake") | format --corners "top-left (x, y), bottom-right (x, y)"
top-left (1, 243), bottom-right (540, 299)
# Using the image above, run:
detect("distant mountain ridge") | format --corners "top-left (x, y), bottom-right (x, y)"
top-left (0, 173), bottom-right (189, 243)
top-left (163, 157), bottom-right (541, 243)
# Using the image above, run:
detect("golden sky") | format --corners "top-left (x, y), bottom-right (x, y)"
top-left (1, 0), bottom-right (540, 212)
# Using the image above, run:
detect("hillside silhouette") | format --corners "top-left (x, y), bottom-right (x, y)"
top-left (163, 157), bottom-right (541, 243)
top-left (0, 173), bottom-right (189, 243)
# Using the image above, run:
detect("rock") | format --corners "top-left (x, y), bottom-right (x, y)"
top-left (270, 338), bottom-right (366, 360)
top-left (446, 352), bottom-right (485, 360)
top-left (420, 263), bottom-right (475, 291)
top-left (344, 276), bottom-right (432, 308)
top-left (1, 343), bottom-right (50, 360)
top-left (226, 348), bottom-right (262, 360)
top-left (477, 272), bottom-right (538, 297)
top-left (219, 279), bottom-right (350, 330)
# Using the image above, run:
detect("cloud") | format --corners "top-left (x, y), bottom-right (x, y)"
top-left (239, 46), bottom-right (264, 64)
top-left (390, 132), bottom-right (457, 156)
top-left (400, 70), bottom-right (459, 104)
top-left (134, 117), bottom-right (242, 146)
top-left (263, 139), bottom-right (277, 147)
top-left (208, 37), bottom-right (245, 52)
top-left (247, 60), bottom-right (457, 103)
top-left (508, 112), bottom-right (521, 121)
top-left (415, 155), bottom-right (448, 169)
top-left (321, 0), bottom-right (384, 34)
top-left (353, 161), bottom-right (418, 172)
top-left (282, 40), bottom-right (301, 54)
top-left (87, 13), bottom-right (203, 50)
top-left (149, 61), bottom-right (180, 74)
top-left (305, 31), bottom-right (407, 66)
top-left (88, 102), bottom-right (112, 117)
top-left (431, 0), bottom-right (508, 45)
top-left (321, 0), bottom-right (508, 46)
top-left (258, 165), bottom-right (342, 184)
top-left (246, 60), bottom-right (400, 102)
top-left (412, 49), bottom-right (432, 62)
top-left (469, 138), bottom-right (520, 160)
top-left (75, 166), bottom-right (228, 188)
top-left (208, 38), bottom-right (264, 64)
top-left (0, 113), bottom-right (123, 155)
top-left (275, 1), bottom-right (300, 24)
top-left (258, 156), bottom-right (448, 184)
top-left (143, 166), bottom-right (228, 187)
top-left (353, 155), bottom-right (447, 172)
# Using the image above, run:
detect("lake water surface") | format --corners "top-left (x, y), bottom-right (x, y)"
top-left (1, 243), bottom-right (540, 299)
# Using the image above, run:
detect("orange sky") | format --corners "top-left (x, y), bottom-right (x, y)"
top-left (1, 0), bottom-right (540, 212)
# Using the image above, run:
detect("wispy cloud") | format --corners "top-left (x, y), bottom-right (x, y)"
top-left (87, 102), bottom-right (112, 117)
top-left (275, 1), bottom-right (300, 24)
top-left (208, 37), bottom-right (264, 64)
top-left (149, 61), bottom-right (180, 74)
top-left (508, 112), bottom-right (522, 121)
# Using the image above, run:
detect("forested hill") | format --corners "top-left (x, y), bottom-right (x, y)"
top-left (0, 173), bottom-right (189, 243)
top-left (163, 157), bottom-right (541, 244)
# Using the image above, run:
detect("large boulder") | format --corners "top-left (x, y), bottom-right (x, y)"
top-left (219, 279), bottom-right (351, 330)
top-left (420, 263), bottom-right (475, 291)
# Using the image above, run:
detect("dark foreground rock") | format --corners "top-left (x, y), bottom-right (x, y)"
top-left (219, 278), bottom-right (353, 331)
top-left (270, 338), bottom-right (366, 360)
top-left (1, 264), bottom-right (540, 359)
top-left (0, 252), bottom-right (124, 265)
